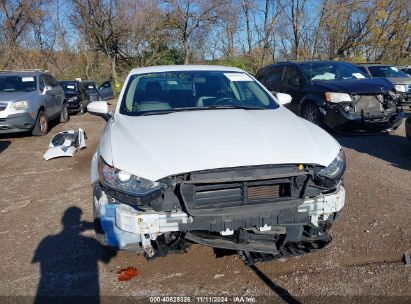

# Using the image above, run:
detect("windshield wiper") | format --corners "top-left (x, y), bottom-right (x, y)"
top-left (136, 105), bottom-right (267, 116)
top-left (204, 105), bottom-right (267, 110)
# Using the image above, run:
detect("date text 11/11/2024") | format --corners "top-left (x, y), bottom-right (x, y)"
top-left (149, 296), bottom-right (257, 303)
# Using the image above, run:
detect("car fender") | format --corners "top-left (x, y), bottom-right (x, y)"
top-left (91, 121), bottom-right (113, 184)
top-left (299, 94), bottom-right (326, 115)
top-left (28, 93), bottom-right (44, 120)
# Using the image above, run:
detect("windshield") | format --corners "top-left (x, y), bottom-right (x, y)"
top-left (0, 75), bottom-right (37, 92)
top-left (83, 82), bottom-right (97, 90)
top-left (119, 71), bottom-right (278, 116)
top-left (299, 62), bottom-right (369, 81)
top-left (59, 82), bottom-right (77, 92)
top-left (368, 66), bottom-right (409, 78)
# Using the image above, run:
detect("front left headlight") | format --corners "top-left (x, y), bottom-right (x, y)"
top-left (395, 84), bottom-right (406, 93)
top-left (98, 157), bottom-right (165, 198)
top-left (315, 149), bottom-right (346, 188)
top-left (9, 100), bottom-right (29, 111)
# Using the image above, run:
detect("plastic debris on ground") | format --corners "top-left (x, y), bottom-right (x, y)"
top-left (117, 267), bottom-right (139, 281)
top-left (43, 128), bottom-right (87, 160)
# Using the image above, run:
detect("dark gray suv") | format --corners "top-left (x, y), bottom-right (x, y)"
top-left (0, 70), bottom-right (69, 136)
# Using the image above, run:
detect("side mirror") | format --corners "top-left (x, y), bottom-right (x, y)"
top-left (275, 93), bottom-right (292, 105)
top-left (87, 101), bottom-right (111, 121)
top-left (43, 85), bottom-right (52, 95)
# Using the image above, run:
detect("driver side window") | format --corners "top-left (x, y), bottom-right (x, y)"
top-left (282, 66), bottom-right (302, 86)
top-left (39, 75), bottom-right (46, 92)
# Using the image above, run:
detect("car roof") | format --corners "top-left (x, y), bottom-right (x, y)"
top-left (357, 63), bottom-right (396, 68)
top-left (259, 60), bottom-right (353, 70)
top-left (129, 65), bottom-right (245, 75)
top-left (0, 71), bottom-right (40, 77)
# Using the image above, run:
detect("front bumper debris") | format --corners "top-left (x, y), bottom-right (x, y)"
top-left (324, 105), bottom-right (403, 132)
top-left (93, 182), bottom-right (345, 262)
top-left (43, 129), bottom-right (87, 160)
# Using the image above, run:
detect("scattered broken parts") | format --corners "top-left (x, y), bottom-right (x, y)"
top-left (43, 128), bottom-right (87, 160)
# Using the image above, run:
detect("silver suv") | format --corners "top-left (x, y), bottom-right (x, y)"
top-left (0, 70), bottom-right (69, 136)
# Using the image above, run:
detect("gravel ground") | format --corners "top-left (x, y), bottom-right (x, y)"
top-left (0, 106), bottom-right (410, 304)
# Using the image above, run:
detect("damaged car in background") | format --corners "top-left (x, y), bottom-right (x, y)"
top-left (256, 61), bottom-right (403, 132)
top-left (357, 63), bottom-right (411, 106)
top-left (88, 65), bottom-right (346, 265)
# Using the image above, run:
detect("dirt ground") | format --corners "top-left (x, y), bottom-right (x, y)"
top-left (0, 104), bottom-right (410, 304)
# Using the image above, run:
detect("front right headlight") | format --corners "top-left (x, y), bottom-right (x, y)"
top-left (394, 84), bottom-right (406, 93)
top-left (98, 156), bottom-right (166, 198)
top-left (315, 149), bottom-right (346, 188)
top-left (9, 100), bottom-right (29, 111)
top-left (325, 92), bottom-right (352, 103)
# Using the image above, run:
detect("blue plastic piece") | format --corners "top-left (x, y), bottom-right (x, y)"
top-left (99, 202), bottom-right (141, 249)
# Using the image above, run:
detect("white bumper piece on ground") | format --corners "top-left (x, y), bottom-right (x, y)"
top-left (43, 128), bottom-right (87, 160)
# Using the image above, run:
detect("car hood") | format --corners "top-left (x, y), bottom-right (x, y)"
top-left (103, 108), bottom-right (341, 181)
top-left (313, 78), bottom-right (394, 94)
top-left (385, 77), bottom-right (411, 85)
top-left (0, 91), bottom-right (33, 102)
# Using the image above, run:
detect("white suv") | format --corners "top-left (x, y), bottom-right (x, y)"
top-left (88, 65), bottom-right (346, 265)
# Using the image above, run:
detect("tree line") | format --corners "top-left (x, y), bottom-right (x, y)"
top-left (0, 0), bottom-right (410, 86)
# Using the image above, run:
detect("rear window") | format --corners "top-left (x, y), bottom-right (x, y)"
top-left (0, 75), bottom-right (37, 92)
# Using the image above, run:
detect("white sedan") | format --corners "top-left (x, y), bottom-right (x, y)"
top-left (87, 65), bottom-right (346, 265)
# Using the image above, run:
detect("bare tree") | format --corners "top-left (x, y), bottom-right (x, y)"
top-left (241, 0), bottom-right (253, 58)
top-left (164, 0), bottom-right (223, 64)
top-left (70, 0), bottom-right (131, 84)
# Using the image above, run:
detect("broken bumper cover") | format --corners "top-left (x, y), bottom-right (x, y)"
top-left (93, 183), bottom-right (345, 256)
top-left (0, 113), bottom-right (35, 133)
top-left (324, 107), bottom-right (403, 132)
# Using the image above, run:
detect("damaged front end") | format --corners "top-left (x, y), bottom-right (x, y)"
top-left (93, 151), bottom-right (346, 265)
top-left (324, 91), bottom-right (403, 132)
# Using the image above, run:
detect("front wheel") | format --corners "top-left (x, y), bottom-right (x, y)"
top-left (302, 103), bottom-right (323, 126)
top-left (60, 102), bottom-right (69, 123)
top-left (32, 110), bottom-right (48, 136)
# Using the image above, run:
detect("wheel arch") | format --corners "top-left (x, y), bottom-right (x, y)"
top-left (299, 94), bottom-right (325, 115)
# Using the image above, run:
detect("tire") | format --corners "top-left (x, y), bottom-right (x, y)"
top-left (302, 103), bottom-right (323, 126)
top-left (32, 110), bottom-right (48, 136)
top-left (60, 102), bottom-right (69, 123)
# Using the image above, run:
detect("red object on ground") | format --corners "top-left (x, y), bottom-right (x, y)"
top-left (117, 267), bottom-right (139, 281)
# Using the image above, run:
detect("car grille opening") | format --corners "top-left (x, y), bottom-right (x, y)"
top-left (191, 179), bottom-right (293, 209)
top-left (178, 165), bottom-right (310, 215)
top-left (248, 183), bottom-right (290, 202)
top-left (354, 95), bottom-right (382, 113)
